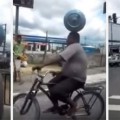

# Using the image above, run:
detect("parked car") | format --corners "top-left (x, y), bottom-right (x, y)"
top-left (109, 54), bottom-right (120, 66)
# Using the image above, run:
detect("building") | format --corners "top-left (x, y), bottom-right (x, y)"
top-left (109, 22), bottom-right (120, 55)
top-left (14, 34), bottom-right (100, 55)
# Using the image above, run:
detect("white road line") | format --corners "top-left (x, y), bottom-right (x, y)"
top-left (109, 95), bottom-right (120, 100)
top-left (109, 95), bottom-right (120, 111)
top-left (109, 105), bottom-right (120, 111)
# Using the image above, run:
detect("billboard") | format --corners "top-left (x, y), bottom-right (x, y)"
top-left (13, 0), bottom-right (34, 8)
top-left (109, 22), bottom-right (120, 42)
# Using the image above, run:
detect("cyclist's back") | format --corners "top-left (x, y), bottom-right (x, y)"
top-left (60, 42), bottom-right (87, 83)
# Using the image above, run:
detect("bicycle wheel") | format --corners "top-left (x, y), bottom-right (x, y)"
top-left (73, 91), bottom-right (104, 120)
top-left (0, 75), bottom-right (3, 120)
top-left (13, 93), bottom-right (40, 120)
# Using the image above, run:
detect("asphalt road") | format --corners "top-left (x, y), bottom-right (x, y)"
top-left (13, 83), bottom-right (106, 120)
top-left (2, 105), bottom-right (10, 120)
top-left (109, 67), bottom-right (120, 120)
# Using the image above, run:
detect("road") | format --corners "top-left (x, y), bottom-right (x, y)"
top-left (109, 67), bottom-right (120, 120)
top-left (13, 83), bottom-right (106, 120)
top-left (2, 106), bottom-right (10, 120)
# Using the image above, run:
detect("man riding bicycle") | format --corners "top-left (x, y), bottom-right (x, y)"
top-left (32, 32), bottom-right (87, 116)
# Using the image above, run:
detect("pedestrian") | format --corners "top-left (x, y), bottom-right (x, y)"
top-left (21, 50), bottom-right (28, 67)
top-left (13, 35), bottom-right (25, 84)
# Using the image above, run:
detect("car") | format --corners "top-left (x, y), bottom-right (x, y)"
top-left (109, 54), bottom-right (120, 67)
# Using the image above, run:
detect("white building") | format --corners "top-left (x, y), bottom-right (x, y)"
top-left (109, 22), bottom-right (120, 55)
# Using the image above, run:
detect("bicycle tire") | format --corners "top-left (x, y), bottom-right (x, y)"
top-left (13, 93), bottom-right (40, 120)
top-left (73, 91), bottom-right (105, 120)
top-left (0, 74), bottom-right (3, 120)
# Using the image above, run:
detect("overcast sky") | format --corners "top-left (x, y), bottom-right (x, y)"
top-left (108, 0), bottom-right (120, 23)
top-left (1, 0), bottom-right (120, 47)
top-left (0, 0), bottom-right (12, 45)
top-left (13, 0), bottom-right (106, 46)
top-left (0, 0), bottom-right (106, 46)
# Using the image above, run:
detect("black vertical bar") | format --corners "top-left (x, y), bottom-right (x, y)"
top-left (4, 74), bottom-right (7, 104)
top-left (3, 24), bottom-right (6, 55)
top-left (15, 5), bottom-right (19, 36)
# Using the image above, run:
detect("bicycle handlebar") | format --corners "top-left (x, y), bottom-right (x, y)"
top-left (32, 70), bottom-right (56, 79)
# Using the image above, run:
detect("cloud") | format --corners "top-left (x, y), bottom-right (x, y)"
top-left (108, 0), bottom-right (120, 23)
top-left (13, 0), bottom-right (106, 46)
top-left (0, 0), bottom-right (13, 43)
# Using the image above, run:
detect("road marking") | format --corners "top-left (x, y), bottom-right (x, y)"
top-left (109, 95), bottom-right (120, 111)
top-left (109, 105), bottom-right (120, 111)
top-left (109, 95), bottom-right (120, 100)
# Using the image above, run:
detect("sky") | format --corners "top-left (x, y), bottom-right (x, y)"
top-left (108, 0), bottom-right (120, 23)
top-left (0, 0), bottom-right (106, 46)
top-left (0, 0), bottom-right (12, 46)
top-left (13, 0), bottom-right (106, 46)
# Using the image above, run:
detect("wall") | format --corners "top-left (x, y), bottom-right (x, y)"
top-left (26, 52), bottom-right (106, 67)
top-left (87, 53), bottom-right (106, 68)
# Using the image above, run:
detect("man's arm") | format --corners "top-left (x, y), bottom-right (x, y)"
top-left (39, 54), bottom-right (62, 68)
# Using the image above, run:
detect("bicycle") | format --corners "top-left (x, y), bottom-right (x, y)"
top-left (13, 70), bottom-right (105, 120)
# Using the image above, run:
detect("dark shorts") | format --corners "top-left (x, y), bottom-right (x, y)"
top-left (48, 74), bottom-right (85, 98)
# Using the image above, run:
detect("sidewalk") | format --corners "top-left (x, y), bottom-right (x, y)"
top-left (14, 66), bottom-right (106, 94)
top-left (86, 73), bottom-right (106, 84)
top-left (20, 65), bottom-right (106, 76)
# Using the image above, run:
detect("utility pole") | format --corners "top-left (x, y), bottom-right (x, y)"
top-left (3, 24), bottom-right (7, 55)
top-left (42, 31), bottom-right (48, 62)
top-left (15, 5), bottom-right (19, 36)
top-left (103, 2), bottom-right (106, 14)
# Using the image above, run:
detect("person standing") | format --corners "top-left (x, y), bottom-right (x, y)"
top-left (13, 35), bottom-right (25, 84)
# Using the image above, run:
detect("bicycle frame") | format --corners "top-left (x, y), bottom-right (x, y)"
top-left (20, 76), bottom-right (55, 115)
top-left (75, 86), bottom-right (104, 115)
top-left (20, 73), bottom-right (104, 116)
top-left (87, 86), bottom-right (104, 110)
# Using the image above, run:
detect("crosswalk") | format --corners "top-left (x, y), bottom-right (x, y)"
top-left (109, 95), bottom-right (120, 111)
top-left (109, 95), bottom-right (120, 120)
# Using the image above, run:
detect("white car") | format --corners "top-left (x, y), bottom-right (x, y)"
top-left (109, 54), bottom-right (120, 66)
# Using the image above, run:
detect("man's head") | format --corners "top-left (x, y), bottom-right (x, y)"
top-left (16, 35), bottom-right (22, 44)
top-left (67, 32), bottom-right (80, 45)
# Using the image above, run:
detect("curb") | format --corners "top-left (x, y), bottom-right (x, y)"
top-left (86, 80), bottom-right (106, 86)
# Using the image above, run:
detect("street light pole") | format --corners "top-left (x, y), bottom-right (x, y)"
top-left (43, 31), bottom-right (48, 62)
top-left (15, 5), bottom-right (19, 36)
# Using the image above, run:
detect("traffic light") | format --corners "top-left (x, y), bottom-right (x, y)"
top-left (103, 2), bottom-right (106, 14)
top-left (112, 13), bottom-right (117, 23)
